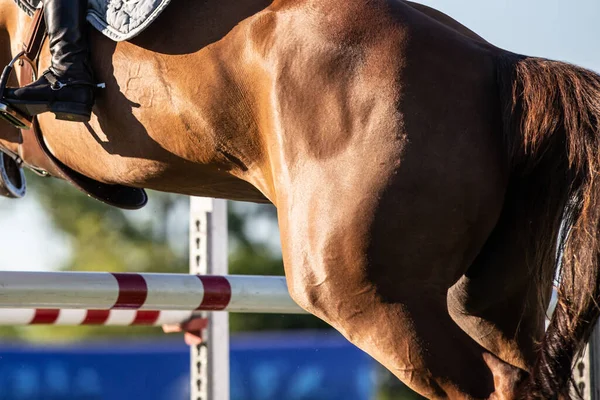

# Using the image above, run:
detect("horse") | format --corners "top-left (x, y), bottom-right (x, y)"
top-left (0, 0), bottom-right (598, 398)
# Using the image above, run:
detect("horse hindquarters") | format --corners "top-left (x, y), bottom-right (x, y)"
top-left (497, 55), bottom-right (600, 399)
top-left (275, 111), bottom-right (517, 399)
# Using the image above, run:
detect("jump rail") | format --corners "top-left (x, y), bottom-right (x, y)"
top-left (0, 308), bottom-right (202, 326)
top-left (0, 271), bottom-right (305, 314)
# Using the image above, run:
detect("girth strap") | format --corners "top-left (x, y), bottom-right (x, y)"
top-left (16, 8), bottom-right (58, 177)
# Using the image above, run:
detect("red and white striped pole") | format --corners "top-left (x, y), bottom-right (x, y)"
top-left (0, 271), bottom-right (305, 314)
top-left (0, 308), bottom-right (201, 326)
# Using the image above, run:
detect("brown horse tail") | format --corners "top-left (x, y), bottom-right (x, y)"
top-left (497, 53), bottom-right (600, 399)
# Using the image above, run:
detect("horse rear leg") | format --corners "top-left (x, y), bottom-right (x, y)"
top-left (279, 198), bottom-right (525, 399)
top-left (290, 268), bottom-right (524, 399)
top-left (448, 178), bottom-right (561, 376)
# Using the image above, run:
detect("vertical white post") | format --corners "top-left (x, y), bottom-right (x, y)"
top-left (189, 197), bottom-right (229, 400)
top-left (574, 343), bottom-right (592, 399)
top-left (573, 324), bottom-right (600, 399)
top-left (589, 326), bottom-right (600, 400)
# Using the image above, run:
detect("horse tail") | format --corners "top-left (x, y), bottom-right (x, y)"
top-left (497, 54), bottom-right (600, 399)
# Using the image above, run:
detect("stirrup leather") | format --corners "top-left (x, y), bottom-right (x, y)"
top-left (0, 51), bottom-right (35, 130)
top-left (0, 6), bottom-right (46, 130)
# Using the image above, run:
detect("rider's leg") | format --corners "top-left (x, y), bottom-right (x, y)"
top-left (5, 0), bottom-right (95, 122)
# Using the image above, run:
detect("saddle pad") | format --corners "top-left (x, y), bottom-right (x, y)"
top-left (14, 0), bottom-right (171, 42)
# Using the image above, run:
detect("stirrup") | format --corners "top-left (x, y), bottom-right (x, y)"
top-left (0, 51), bottom-right (34, 130)
top-left (0, 101), bottom-right (32, 130)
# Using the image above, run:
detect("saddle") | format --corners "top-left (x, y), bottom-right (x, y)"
top-left (15, 0), bottom-right (172, 42)
top-left (0, 8), bottom-right (147, 210)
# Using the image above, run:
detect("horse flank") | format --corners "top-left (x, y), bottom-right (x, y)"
top-left (498, 54), bottom-right (600, 399)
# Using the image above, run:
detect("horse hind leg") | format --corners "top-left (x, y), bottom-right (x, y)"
top-left (290, 264), bottom-right (526, 399)
top-left (279, 197), bottom-right (527, 399)
top-left (448, 179), bottom-right (561, 398)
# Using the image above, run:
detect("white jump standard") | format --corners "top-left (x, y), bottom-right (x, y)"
top-left (0, 271), bottom-right (305, 314)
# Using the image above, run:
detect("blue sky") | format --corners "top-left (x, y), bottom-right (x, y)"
top-left (418, 0), bottom-right (600, 70)
top-left (0, 0), bottom-right (598, 271)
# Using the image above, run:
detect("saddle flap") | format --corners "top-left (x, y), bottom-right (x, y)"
top-left (22, 7), bottom-right (46, 60)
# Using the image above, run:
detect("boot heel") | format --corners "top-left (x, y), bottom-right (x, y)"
top-left (54, 112), bottom-right (90, 122)
top-left (51, 102), bottom-right (91, 122)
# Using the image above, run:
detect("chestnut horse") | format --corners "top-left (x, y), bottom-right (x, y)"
top-left (0, 0), bottom-right (599, 398)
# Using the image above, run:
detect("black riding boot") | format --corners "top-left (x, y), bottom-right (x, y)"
top-left (5, 0), bottom-right (95, 122)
